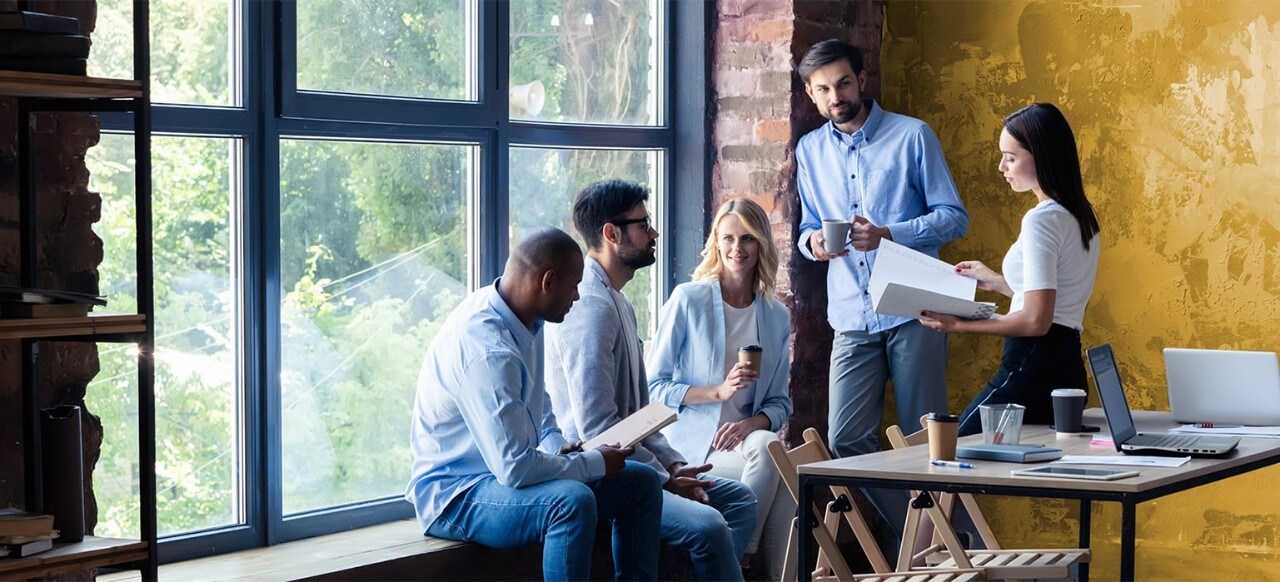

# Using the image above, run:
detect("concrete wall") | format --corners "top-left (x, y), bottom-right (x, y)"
top-left (882, 1), bottom-right (1280, 578)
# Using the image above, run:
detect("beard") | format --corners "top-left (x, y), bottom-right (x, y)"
top-left (826, 99), bottom-right (862, 124)
top-left (619, 233), bottom-right (657, 270)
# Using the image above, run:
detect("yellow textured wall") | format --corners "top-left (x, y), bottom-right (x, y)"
top-left (882, 1), bottom-right (1280, 578)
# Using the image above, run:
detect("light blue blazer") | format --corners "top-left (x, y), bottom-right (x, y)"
top-left (646, 279), bottom-right (792, 465)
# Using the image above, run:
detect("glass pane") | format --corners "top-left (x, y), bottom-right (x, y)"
top-left (508, 147), bottom-right (660, 337)
top-left (509, 0), bottom-right (660, 125)
top-left (279, 139), bottom-right (473, 513)
top-left (87, 134), bottom-right (242, 538)
top-left (89, 0), bottom-right (238, 106)
top-left (297, 0), bottom-right (474, 101)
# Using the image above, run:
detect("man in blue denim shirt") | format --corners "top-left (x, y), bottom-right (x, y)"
top-left (795, 39), bottom-right (968, 538)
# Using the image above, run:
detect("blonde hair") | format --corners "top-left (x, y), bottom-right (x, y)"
top-left (691, 198), bottom-right (779, 298)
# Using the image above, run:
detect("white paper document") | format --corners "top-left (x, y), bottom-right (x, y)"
top-left (1055, 455), bottom-right (1191, 468)
top-left (582, 402), bottom-right (678, 451)
top-left (868, 239), bottom-right (996, 320)
top-left (1169, 425), bottom-right (1280, 438)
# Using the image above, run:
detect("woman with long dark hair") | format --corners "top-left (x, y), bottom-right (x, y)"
top-left (920, 103), bottom-right (1101, 435)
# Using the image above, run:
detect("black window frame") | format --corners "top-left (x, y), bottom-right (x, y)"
top-left (97, 0), bottom-right (709, 562)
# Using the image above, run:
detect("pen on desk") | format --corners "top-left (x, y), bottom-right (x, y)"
top-left (1193, 422), bottom-right (1241, 429)
top-left (931, 459), bottom-right (974, 469)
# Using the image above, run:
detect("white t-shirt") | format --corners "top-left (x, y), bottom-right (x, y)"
top-left (719, 301), bottom-right (758, 426)
top-left (1002, 199), bottom-right (1100, 331)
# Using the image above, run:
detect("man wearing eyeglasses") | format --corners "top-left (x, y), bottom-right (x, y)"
top-left (546, 179), bottom-right (757, 581)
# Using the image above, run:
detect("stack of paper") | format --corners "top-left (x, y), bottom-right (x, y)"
top-left (867, 240), bottom-right (996, 320)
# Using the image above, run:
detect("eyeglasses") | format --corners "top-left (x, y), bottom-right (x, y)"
top-left (609, 215), bottom-right (652, 231)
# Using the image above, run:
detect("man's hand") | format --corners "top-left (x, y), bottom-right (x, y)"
top-left (808, 230), bottom-right (849, 261)
top-left (596, 444), bottom-right (635, 479)
top-left (849, 215), bottom-right (891, 251)
top-left (558, 441), bottom-right (585, 455)
top-left (714, 362), bottom-right (758, 401)
top-left (665, 462), bottom-right (714, 504)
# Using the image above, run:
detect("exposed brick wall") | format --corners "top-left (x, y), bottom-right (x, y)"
top-left (712, 0), bottom-right (883, 444)
top-left (0, 0), bottom-right (104, 534)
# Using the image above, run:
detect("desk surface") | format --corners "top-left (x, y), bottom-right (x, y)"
top-left (800, 409), bottom-right (1280, 494)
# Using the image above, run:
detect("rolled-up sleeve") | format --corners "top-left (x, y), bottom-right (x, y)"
top-left (885, 124), bottom-right (968, 249)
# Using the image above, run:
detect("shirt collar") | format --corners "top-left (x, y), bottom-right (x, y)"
top-left (487, 278), bottom-right (542, 344)
top-left (826, 99), bottom-right (884, 145)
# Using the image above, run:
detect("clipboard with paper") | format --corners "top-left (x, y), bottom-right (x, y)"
top-left (868, 239), bottom-right (997, 320)
top-left (581, 402), bottom-right (678, 450)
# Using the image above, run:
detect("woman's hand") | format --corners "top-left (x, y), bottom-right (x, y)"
top-left (918, 310), bottom-right (964, 333)
top-left (955, 260), bottom-right (1012, 296)
top-left (711, 415), bottom-right (771, 451)
top-left (713, 362), bottom-right (759, 401)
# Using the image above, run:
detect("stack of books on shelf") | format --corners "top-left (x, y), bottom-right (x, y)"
top-left (0, 508), bottom-right (57, 559)
top-left (0, 11), bottom-right (88, 76)
top-left (0, 285), bottom-right (106, 318)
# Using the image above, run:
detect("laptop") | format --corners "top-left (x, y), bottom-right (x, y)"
top-left (1164, 348), bottom-right (1280, 426)
top-left (1087, 344), bottom-right (1239, 457)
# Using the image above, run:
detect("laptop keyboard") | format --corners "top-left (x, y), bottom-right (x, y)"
top-left (1129, 433), bottom-right (1198, 449)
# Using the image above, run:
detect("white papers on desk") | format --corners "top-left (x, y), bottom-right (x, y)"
top-left (1169, 425), bottom-right (1280, 438)
top-left (868, 240), bottom-right (997, 320)
top-left (1055, 455), bottom-right (1190, 468)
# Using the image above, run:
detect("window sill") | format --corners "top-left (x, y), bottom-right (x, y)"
top-left (97, 519), bottom-right (539, 581)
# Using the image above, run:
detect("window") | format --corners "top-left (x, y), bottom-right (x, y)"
top-left (85, 0), bottom-right (688, 560)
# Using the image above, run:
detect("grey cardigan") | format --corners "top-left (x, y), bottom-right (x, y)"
top-left (545, 257), bottom-right (685, 480)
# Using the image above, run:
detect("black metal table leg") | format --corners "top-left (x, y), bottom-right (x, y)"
top-left (1078, 498), bottom-right (1091, 581)
top-left (1121, 500), bottom-right (1136, 581)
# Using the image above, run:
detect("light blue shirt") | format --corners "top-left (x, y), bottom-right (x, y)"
top-left (646, 280), bottom-right (792, 465)
top-left (796, 100), bottom-right (969, 332)
top-left (406, 282), bottom-right (605, 532)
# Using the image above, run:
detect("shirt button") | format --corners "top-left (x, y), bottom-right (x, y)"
top-left (853, 203), bottom-right (859, 208)
top-left (860, 261), bottom-right (865, 266)
top-left (850, 174), bottom-right (856, 179)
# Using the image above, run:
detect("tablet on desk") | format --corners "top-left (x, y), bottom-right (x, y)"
top-left (1011, 466), bottom-right (1139, 481)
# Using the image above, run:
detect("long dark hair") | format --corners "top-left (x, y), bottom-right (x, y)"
top-left (1003, 103), bottom-right (1100, 250)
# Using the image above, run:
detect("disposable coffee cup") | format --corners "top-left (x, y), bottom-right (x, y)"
top-left (1052, 388), bottom-right (1088, 433)
top-left (926, 412), bottom-right (960, 461)
top-left (821, 219), bottom-right (851, 254)
top-left (980, 403), bottom-right (1025, 445)
top-left (738, 345), bottom-right (763, 374)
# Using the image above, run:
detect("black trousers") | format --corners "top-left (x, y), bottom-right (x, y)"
top-left (957, 324), bottom-right (1087, 436)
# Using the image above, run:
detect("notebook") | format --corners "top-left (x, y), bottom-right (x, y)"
top-left (1164, 348), bottom-right (1280, 426)
top-left (1087, 344), bottom-right (1239, 457)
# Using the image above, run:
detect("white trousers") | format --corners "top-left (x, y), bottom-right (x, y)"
top-left (706, 429), bottom-right (796, 582)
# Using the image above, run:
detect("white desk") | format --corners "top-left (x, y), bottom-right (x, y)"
top-left (797, 409), bottom-right (1280, 580)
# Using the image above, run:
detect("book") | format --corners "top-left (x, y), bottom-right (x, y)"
top-left (1, 537), bottom-right (54, 558)
top-left (0, 55), bottom-right (86, 75)
top-left (1, 302), bottom-right (90, 318)
top-left (956, 444), bottom-right (1064, 463)
top-left (581, 402), bottom-right (678, 451)
top-left (0, 11), bottom-right (81, 35)
top-left (0, 32), bottom-right (91, 58)
top-left (0, 533), bottom-right (57, 545)
top-left (0, 508), bottom-right (54, 537)
top-left (0, 285), bottom-right (107, 306)
top-left (868, 239), bottom-right (997, 320)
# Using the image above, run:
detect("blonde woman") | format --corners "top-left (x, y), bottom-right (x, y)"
top-left (647, 198), bottom-right (793, 580)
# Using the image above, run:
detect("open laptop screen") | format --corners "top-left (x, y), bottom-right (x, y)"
top-left (1087, 344), bottom-right (1138, 447)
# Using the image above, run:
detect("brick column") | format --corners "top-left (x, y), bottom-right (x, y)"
top-left (0, 0), bottom-right (104, 533)
top-left (713, 0), bottom-right (883, 443)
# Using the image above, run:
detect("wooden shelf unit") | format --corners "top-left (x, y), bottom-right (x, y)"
top-left (3, 3), bottom-right (156, 580)
top-left (0, 537), bottom-right (149, 580)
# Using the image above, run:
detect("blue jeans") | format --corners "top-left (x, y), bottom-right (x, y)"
top-left (426, 461), bottom-right (663, 581)
top-left (661, 475), bottom-right (756, 581)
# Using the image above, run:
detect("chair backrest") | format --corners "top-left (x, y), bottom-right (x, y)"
top-left (885, 416), bottom-right (1001, 552)
top-left (768, 428), bottom-right (893, 575)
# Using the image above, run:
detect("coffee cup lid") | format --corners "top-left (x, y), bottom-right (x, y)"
top-left (738, 345), bottom-right (763, 352)
top-left (926, 412), bottom-right (959, 422)
top-left (1051, 388), bottom-right (1087, 397)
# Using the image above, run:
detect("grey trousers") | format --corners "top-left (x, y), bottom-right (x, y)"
top-left (827, 320), bottom-right (949, 549)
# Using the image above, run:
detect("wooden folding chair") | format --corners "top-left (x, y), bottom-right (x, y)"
top-left (886, 416), bottom-right (1090, 580)
top-left (768, 427), bottom-right (984, 582)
